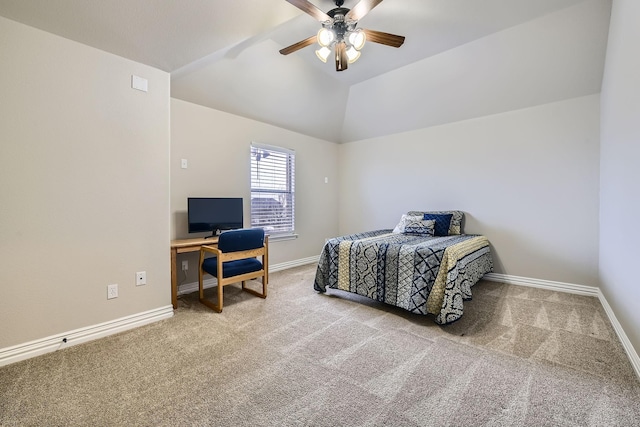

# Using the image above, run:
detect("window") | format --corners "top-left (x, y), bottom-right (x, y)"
top-left (250, 142), bottom-right (295, 236)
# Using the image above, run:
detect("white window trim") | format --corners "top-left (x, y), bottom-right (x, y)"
top-left (250, 142), bottom-right (296, 237)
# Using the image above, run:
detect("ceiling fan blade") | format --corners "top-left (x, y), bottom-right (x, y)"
top-left (362, 29), bottom-right (405, 48)
top-left (335, 42), bottom-right (348, 72)
top-left (345, 0), bottom-right (384, 21)
top-left (285, 0), bottom-right (331, 22)
top-left (279, 35), bottom-right (317, 55)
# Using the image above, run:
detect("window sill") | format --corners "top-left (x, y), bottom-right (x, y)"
top-left (267, 233), bottom-right (299, 242)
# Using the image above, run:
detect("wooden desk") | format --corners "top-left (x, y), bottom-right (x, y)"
top-left (170, 237), bottom-right (219, 309)
top-left (170, 235), bottom-right (269, 309)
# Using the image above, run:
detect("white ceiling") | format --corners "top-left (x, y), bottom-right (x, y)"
top-left (0, 0), bottom-right (611, 143)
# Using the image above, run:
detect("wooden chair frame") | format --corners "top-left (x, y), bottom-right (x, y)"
top-left (198, 237), bottom-right (268, 313)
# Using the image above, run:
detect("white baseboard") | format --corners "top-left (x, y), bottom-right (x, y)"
top-left (483, 273), bottom-right (599, 296)
top-left (177, 255), bottom-right (319, 296)
top-left (270, 256), bottom-right (319, 272)
top-left (595, 288), bottom-right (640, 380)
top-left (484, 272), bottom-right (640, 380)
top-left (0, 305), bottom-right (173, 367)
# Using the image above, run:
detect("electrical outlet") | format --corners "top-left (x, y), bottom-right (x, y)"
top-left (182, 260), bottom-right (188, 271)
top-left (107, 284), bottom-right (118, 299)
top-left (136, 271), bottom-right (146, 286)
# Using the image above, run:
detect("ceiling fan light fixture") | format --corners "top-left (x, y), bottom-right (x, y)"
top-left (315, 46), bottom-right (331, 62)
top-left (347, 29), bottom-right (366, 50)
top-left (280, 0), bottom-right (406, 72)
top-left (346, 46), bottom-right (361, 63)
top-left (317, 28), bottom-right (335, 47)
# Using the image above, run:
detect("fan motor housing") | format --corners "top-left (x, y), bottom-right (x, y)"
top-left (327, 7), bottom-right (350, 19)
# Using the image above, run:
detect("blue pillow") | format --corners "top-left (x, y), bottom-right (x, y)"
top-left (423, 213), bottom-right (453, 236)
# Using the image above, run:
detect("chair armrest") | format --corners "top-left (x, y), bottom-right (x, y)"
top-left (199, 245), bottom-right (221, 269)
top-left (200, 245), bottom-right (221, 256)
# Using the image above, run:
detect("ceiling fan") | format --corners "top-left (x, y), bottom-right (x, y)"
top-left (279, 0), bottom-right (405, 72)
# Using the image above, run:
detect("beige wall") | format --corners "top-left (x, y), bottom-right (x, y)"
top-left (339, 95), bottom-right (601, 287)
top-left (3, 3), bottom-right (637, 365)
top-left (600, 0), bottom-right (640, 354)
top-left (0, 17), bottom-right (171, 348)
top-left (170, 98), bottom-right (339, 283)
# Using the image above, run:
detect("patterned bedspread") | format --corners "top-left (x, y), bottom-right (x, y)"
top-left (314, 230), bottom-right (493, 324)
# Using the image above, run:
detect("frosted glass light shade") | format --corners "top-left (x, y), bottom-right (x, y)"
top-left (347, 30), bottom-right (366, 50)
top-left (346, 46), bottom-right (361, 63)
top-left (316, 46), bottom-right (331, 62)
top-left (317, 28), bottom-right (335, 47)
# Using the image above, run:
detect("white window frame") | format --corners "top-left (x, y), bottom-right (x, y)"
top-left (250, 142), bottom-right (295, 237)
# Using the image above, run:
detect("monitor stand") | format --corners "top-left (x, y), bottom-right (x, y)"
top-left (205, 229), bottom-right (219, 239)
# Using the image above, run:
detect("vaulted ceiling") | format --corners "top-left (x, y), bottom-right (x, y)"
top-left (0, 0), bottom-right (611, 143)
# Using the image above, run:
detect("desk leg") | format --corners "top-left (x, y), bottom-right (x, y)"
top-left (171, 248), bottom-right (178, 309)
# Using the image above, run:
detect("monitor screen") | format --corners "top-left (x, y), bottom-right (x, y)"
top-left (187, 197), bottom-right (243, 236)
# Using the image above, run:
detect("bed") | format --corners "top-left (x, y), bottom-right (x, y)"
top-left (313, 211), bottom-right (493, 324)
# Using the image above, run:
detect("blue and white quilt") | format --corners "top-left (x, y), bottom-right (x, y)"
top-left (314, 230), bottom-right (493, 324)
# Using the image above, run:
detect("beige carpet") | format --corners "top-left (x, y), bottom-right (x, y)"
top-left (1, 264), bottom-right (639, 426)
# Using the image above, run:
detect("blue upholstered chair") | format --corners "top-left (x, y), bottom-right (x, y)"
top-left (198, 228), bottom-right (268, 312)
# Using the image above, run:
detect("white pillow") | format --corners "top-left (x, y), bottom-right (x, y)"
top-left (392, 214), bottom-right (423, 233)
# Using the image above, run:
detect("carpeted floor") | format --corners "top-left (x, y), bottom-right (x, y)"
top-left (1, 264), bottom-right (639, 426)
